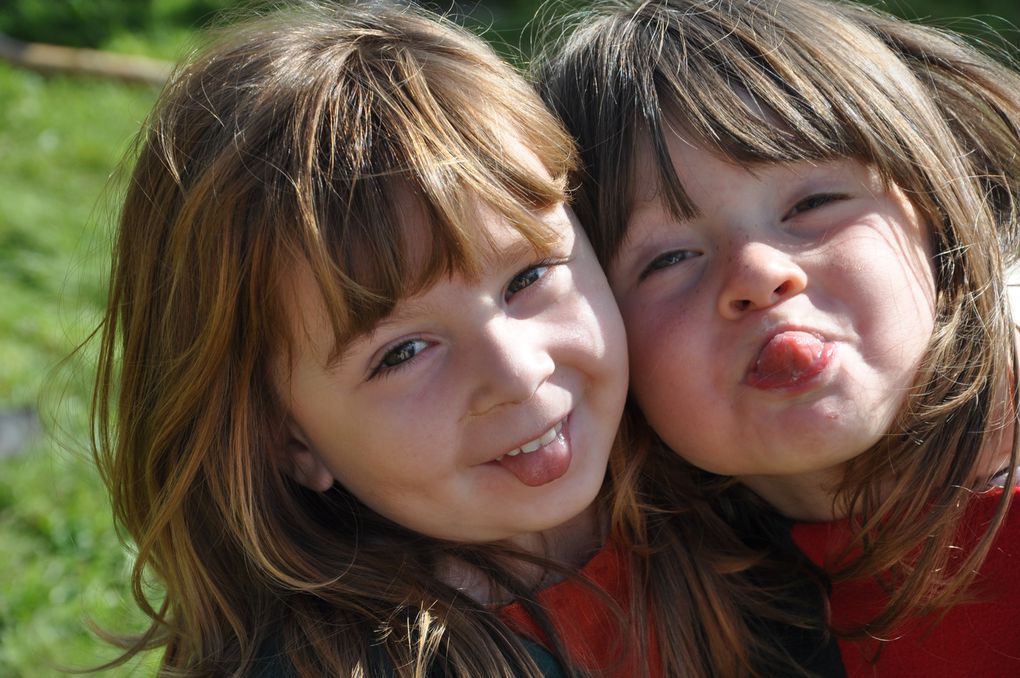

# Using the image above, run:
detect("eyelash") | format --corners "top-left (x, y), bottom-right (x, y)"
top-left (368, 257), bottom-right (564, 379)
top-left (783, 192), bottom-right (847, 220)
top-left (639, 249), bottom-right (699, 281)
top-left (505, 257), bottom-right (561, 301)
top-left (369, 338), bottom-right (430, 379)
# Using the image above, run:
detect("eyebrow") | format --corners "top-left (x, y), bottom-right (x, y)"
top-left (478, 233), bottom-right (548, 272)
top-left (373, 297), bottom-right (441, 332)
top-left (624, 198), bottom-right (695, 243)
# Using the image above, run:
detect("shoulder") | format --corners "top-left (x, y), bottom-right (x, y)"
top-left (964, 485), bottom-right (1020, 585)
top-left (827, 486), bottom-right (1020, 675)
top-left (960, 484), bottom-right (1020, 546)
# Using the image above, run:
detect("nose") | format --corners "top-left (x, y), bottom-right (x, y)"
top-left (467, 319), bottom-right (555, 416)
top-left (717, 241), bottom-right (807, 319)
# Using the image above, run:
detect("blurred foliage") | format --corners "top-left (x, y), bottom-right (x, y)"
top-left (0, 0), bottom-right (1016, 55)
top-left (0, 0), bottom-right (232, 48)
top-left (0, 58), bottom-right (159, 675)
top-left (0, 0), bottom-right (150, 48)
top-left (871, 0), bottom-right (1020, 49)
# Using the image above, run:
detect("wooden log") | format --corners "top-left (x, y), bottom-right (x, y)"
top-left (0, 32), bottom-right (172, 85)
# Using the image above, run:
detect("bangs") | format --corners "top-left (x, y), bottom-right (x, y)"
top-left (616, 0), bottom-right (947, 222)
top-left (303, 171), bottom-right (563, 363)
top-left (252, 5), bottom-right (575, 360)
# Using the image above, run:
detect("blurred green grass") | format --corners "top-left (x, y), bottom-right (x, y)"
top-left (0, 61), bottom-right (162, 676)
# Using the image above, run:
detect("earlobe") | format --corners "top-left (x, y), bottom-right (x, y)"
top-left (283, 429), bottom-right (336, 493)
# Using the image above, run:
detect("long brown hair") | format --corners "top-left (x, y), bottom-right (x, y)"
top-left (536, 0), bottom-right (1020, 642)
top-left (90, 2), bottom-right (594, 675)
top-left (90, 1), bottom-right (839, 675)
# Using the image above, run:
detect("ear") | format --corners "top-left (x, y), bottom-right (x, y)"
top-left (281, 424), bottom-right (336, 493)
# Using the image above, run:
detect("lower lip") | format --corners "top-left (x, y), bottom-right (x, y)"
top-left (745, 332), bottom-right (837, 392)
top-left (493, 418), bottom-right (571, 487)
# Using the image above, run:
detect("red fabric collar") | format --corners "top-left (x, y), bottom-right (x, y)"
top-left (499, 541), bottom-right (661, 677)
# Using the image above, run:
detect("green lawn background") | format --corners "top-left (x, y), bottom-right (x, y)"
top-left (1, 66), bottom-right (160, 678)
top-left (0, 1), bottom-right (1016, 676)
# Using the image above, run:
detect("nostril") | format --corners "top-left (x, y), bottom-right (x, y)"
top-left (774, 281), bottom-right (791, 296)
top-left (731, 299), bottom-right (752, 313)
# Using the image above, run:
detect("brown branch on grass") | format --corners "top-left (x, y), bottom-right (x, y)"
top-left (0, 33), bottom-right (172, 86)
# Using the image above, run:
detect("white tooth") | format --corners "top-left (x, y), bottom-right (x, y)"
top-left (539, 426), bottom-right (557, 446)
top-left (554, 420), bottom-right (563, 434)
top-left (496, 455), bottom-right (503, 461)
top-left (506, 448), bottom-right (521, 457)
top-left (520, 440), bottom-right (540, 454)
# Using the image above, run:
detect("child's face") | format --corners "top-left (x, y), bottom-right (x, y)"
top-left (276, 196), bottom-right (628, 546)
top-left (608, 136), bottom-right (936, 493)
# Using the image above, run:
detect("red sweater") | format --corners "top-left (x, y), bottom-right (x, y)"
top-left (792, 486), bottom-right (1020, 677)
top-left (499, 542), bottom-right (661, 678)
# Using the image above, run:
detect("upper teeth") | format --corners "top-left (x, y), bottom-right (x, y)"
top-left (501, 421), bottom-right (563, 459)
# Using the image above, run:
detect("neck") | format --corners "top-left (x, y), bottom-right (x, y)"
top-left (739, 467), bottom-right (846, 522)
top-left (436, 503), bottom-right (605, 605)
top-left (506, 502), bottom-right (604, 567)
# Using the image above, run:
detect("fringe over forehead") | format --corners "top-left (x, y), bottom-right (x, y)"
top-left (131, 1), bottom-right (575, 358)
top-left (536, 0), bottom-right (1006, 269)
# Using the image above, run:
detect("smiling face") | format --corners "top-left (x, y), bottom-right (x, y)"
top-left (274, 198), bottom-right (628, 547)
top-left (609, 137), bottom-right (937, 515)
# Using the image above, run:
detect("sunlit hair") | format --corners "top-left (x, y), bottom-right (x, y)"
top-left (90, 2), bottom-right (594, 675)
top-left (536, 0), bottom-right (1020, 642)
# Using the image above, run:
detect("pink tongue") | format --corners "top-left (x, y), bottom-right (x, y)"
top-left (497, 444), bottom-right (570, 487)
top-left (754, 331), bottom-right (825, 383)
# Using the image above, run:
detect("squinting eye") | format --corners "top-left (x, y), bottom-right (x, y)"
top-left (372, 338), bottom-right (429, 377)
top-left (639, 250), bottom-right (699, 280)
top-left (505, 262), bottom-right (552, 301)
top-left (784, 193), bottom-right (847, 220)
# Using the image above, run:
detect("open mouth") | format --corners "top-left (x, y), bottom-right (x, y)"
top-left (496, 420), bottom-right (564, 461)
top-left (493, 417), bottom-right (572, 487)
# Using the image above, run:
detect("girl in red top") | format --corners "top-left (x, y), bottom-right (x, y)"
top-left (537, 0), bottom-right (1020, 674)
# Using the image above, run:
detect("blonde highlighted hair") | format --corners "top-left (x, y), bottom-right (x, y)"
top-left (92, 2), bottom-right (587, 674)
top-left (537, 0), bottom-right (1020, 641)
top-left (91, 1), bottom-right (842, 675)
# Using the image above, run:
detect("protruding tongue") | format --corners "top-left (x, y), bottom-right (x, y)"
top-left (748, 331), bottom-right (830, 389)
top-left (497, 438), bottom-right (570, 487)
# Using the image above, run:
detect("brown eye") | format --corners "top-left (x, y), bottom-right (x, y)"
top-left (371, 339), bottom-right (429, 378)
top-left (505, 259), bottom-right (561, 302)
top-left (506, 266), bottom-right (545, 299)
